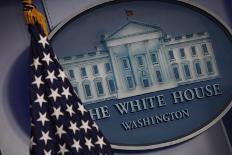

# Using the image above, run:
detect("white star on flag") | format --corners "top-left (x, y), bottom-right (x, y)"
top-left (34, 93), bottom-right (47, 107)
top-left (40, 131), bottom-right (52, 145)
top-left (80, 120), bottom-right (91, 133)
top-left (61, 87), bottom-right (72, 99)
top-left (58, 69), bottom-right (67, 82)
top-left (85, 137), bottom-right (94, 151)
top-left (77, 102), bottom-right (87, 115)
top-left (66, 104), bottom-right (75, 117)
top-left (69, 121), bottom-right (79, 134)
top-left (95, 136), bottom-right (106, 149)
top-left (45, 70), bottom-right (57, 84)
top-left (72, 139), bottom-right (82, 152)
top-left (92, 122), bottom-right (99, 131)
top-left (37, 112), bottom-right (49, 126)
top-left (55, 125), bottom-right (67, 139)
top-left (32, 75), bottom-right (44, 89)
top-left (42, 52), bottom-right (53, 65)
top-left (30, 136), bottom-right (36, 149)
top-left (58, 143), bottom-right (69, 155)
top-left (38, 34), bottom-right (49, 48)
top-left (31, 57), bottom-right (42, 70)
top-left (49, 88), bottom-right (61, 102)
top-left (51, 106), bottom-right (64, 120)
top-left (44, 150), bottom-right (52, 155)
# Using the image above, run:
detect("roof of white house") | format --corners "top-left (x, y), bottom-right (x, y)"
top-left (105, 20), bottom-right (161, 40)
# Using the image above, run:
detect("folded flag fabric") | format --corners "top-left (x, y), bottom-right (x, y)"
top-left (22, 1), bottom-right (114, 155)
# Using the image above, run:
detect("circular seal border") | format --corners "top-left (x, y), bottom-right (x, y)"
top-left (48, 0), bottom-right (232, 151)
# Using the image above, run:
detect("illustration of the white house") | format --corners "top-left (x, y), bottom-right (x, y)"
top-left (59, 20), bottom-right (219, 104)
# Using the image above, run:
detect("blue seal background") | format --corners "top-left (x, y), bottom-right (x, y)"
top-left (51, 1), bottom-right (232, 147)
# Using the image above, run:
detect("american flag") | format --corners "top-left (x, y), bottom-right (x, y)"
top-left (25, 4), bottom-right (114, 155)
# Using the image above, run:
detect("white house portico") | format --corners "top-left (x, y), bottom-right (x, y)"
top-left (59, 20), bottom-right (219, 104)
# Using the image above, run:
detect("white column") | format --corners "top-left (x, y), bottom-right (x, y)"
top-left (159, 45), bottom-right (173, 82)
top-left (108, 47), bottom-right (124, 96)
top-left (127, 43), bottom-right (140, 87)
top-left (144, 40), bottom-right (155, 85)
top-left (207, 41), bottom-right (219, 76)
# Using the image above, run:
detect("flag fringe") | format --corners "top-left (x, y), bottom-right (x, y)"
top-left (23, 0), bottom-right (48, 36)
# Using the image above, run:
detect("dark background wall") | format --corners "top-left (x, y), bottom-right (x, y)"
top-left (0, 0), bottom-right (231, 155)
